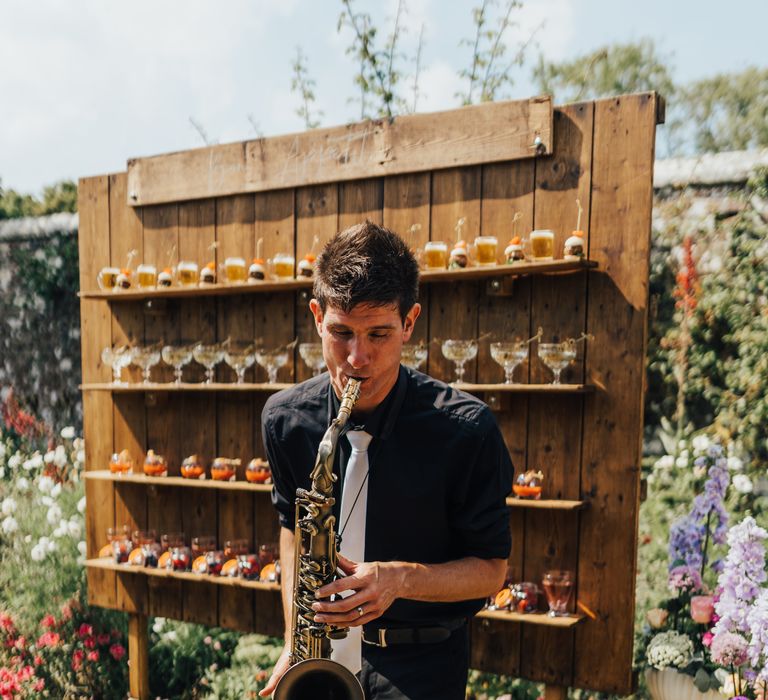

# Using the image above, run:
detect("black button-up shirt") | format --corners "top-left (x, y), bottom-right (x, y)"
top-left (262, 366), bottom-right (513, 623)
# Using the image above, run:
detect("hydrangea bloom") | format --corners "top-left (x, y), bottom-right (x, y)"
top-left (646, 630), bottom-right (694, 669)
top-left (668, 565), bottom-right (703, 593)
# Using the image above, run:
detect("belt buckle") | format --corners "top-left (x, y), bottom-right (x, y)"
top-left (362, 628), bottom-right (388, 648)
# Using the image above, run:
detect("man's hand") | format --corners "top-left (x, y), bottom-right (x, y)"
top-left (258, 645), bottom-right (292, 698)
top-left (311, 554), bottom-right (406, 627)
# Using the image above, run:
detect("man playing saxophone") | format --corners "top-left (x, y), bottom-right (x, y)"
top-left (260, 222), bottom-right (513, 700)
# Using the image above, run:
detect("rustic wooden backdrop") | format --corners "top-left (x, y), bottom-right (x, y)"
top-left (78, 93), bottom-right (660, 697)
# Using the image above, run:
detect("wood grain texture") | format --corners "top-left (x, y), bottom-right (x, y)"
top-left (573, 93), bottom-right (657, 695)
top-left (128, 613), bottom-right (150, 699)
top-left (127, 98), bottom-right (553, 205)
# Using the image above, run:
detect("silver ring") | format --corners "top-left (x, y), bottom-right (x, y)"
top-left (356, 606), bottom-right (364, 618)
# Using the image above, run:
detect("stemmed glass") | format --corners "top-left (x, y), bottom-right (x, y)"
top-left (131, 344), bottom-right (162, 384)
top-left (298, 343), bottom-right (326, 376)
top-left (541, 570), bottom-right (574, 617)
top-left (223, 341), bottom-right (257, 384)
top-left (441, 339), bottom-right (478, 385)
top-left (101, 345), bottom-right (133, 385)
top-left (400, 344), bottom-right (428, 371)
top-left (161, 344), bottom-right (194, 385)
top-left (256, 346), bottom-right (290, 384)
top-left (490, 341), bottom-right (529, 384)
top-left (192, 343), bottom-right (224, 385)
top-left (537, 341), bottom-right (576, 385)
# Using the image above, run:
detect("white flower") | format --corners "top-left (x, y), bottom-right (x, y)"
top-left (50, 483), bottom-right (62, 499)
top-left (77, 496), bottom-right (86, 513)
top-left (654, 455), bottom-right (675, 470)
top-left (30, 544), bottom-right (46, 562)
top-left (0, 468), bottom-right (4, 479)
top-left (692, 435), bottom-right (711, 453)
top-left (8, 454), bottom-right (21, 470)
top-left (1, 497), bottom-right (17, 515)
top-left (646, 630), bottom-right (693, 669)
top-left (34, 249), bottom-right (46, 261)
top-left (75, 449), bottom-right (85, 465)
top-left (51, 255), bottom-right (63, 269)
top-left (733, 474), bottom-right (754, 494)
top-left (22, 459), bottom-right (34, 471)
top-left (59, 358), bottom-right (72, 372)
top-left (30, 453), bottom-right (43, 469)
top-left (40, 496), bottom-right (53, 507)
top-left (73, 438), bottom-right (84, 451)
top-left (675, 456), bottom-right (689, 468)
top-left (16, 477), bottom-right (29, 492)
top-left (24, 535), bottom-right (31, 543)
top-left (727, 456), bottom-right (744, 471)
top-left (46, 504), bottom-right (62, 526)
top-left (77, 541), bottom-right (87, 557)
top-left (44, 450), bottom-right (55, 464)
top-left (67, 519), bottom-right (81, 538)
top-left (680, 449), bottom-right (689, 459)
top-left (53, 446), bottom-right (67, 468)
top-left (60, 426), bottom-right (75, 440)
top-left (152, 618), bottom-right (166, 633)
top-left (0, 443), bottom-right (6, 459)
top-left (46, 539), bottom-right (57, 552)
top-left (53, 525), bottom-right (66, 538)
top-left (38, 475), bottom-right (54, 493)
top-left (2, 516), bottom-right (18, 534)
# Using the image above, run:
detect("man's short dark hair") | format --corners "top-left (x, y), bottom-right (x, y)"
top-left (313, 221), bottom-right (419, 321)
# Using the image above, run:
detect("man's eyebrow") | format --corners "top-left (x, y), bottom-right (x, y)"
top-left (327, 322), bottom-right (398, 331)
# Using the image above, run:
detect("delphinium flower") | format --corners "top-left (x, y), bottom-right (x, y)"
top-left (646, 630), bottom-right (694, 669)
top-left (747, 589), bottom-right (768, 683)
top-left (713, 517), bottom-right (768, 640)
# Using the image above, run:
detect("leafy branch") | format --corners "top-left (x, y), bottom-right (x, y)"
top-left (291, 47), bottom-right (324, 129)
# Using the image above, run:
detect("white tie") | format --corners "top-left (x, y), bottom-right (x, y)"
top-left (330, 429), bottom-right (372, 675)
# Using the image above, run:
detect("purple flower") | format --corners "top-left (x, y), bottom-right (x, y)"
top-left (710, 631), bottom-right (749, 666)
top-left (748, 589), bottom-right (768, 682)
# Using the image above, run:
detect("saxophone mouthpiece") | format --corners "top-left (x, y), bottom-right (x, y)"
top-left (339, 378), bottom-right (362, 419)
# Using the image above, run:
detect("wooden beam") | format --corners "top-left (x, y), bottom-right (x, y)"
top-left (126, 97), bottom-right (553, 206)
top-left (128, 613), bottom-right (149, 700)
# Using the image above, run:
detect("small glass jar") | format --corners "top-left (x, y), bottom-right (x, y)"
top-left (512, 469), bottom-right (544, 499)
top-left (211, 458), bottom-right (239, 482)
top-left (109, 450), bottom-right (133, 476)
top-left (143, 450), bottom-right (167, 477)
top-left (180, 455), bottom-right (206, 480)
top-left (97, 267), bottom-right (120, 291)
top-left (224, 257), bottom-right (247, 284)
top-left (170, 546), bottom-right (192, 571)
top-left (245, 458), bottom-right (271, 484)
top-left (530, 229), bottom-right (555, 261)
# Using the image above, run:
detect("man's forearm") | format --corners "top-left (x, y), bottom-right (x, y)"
top-left (396, 556), bottom-right (507, 603)
top-left (279, 527), bottom-right (296, 645)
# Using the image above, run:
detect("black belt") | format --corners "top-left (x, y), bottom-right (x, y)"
top-left (362, 618), bottom-right (466, 648)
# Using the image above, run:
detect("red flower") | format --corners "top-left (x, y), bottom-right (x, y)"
top-left (84, 636), bottom-right (96, 649)
top-left (87, 650), bottom-right (99, 662)
top-left (97, 633), bottom-right (110, 646)
top-left (34, 679), bottom-right (44, 692)
top-left (36, 631), bottom-right (60, 647)
top-left (77, 623), bottom-right (93, 639)
top-left (40, 615), bottom-right (56, 629)
top-left (109, 643), bottom-right (125, 661)
top-left (71, 648), bottom-right (85, 671)
top-left (60, 603), bottom-right (72, 621)
top-left (33, 656), bottom-right (42, 666)
top-left (0, 613), bottom-right (15, 632)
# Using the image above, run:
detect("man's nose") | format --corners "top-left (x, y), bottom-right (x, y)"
top-left (347, 337), bottom-right (371, 369)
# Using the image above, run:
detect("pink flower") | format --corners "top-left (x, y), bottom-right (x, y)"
top-left (711, 631), bottom-right (748, 666)
top-left (33, 655), bottom-right (42, 666)
top-left (87, 650), bottom-right (99, 662)
top-left (77, 623), bottom-right (93, 639)
top-left (84, 636), bottom-right (96, 649)
top-left (0, 613), bottom-right (15, 632)
top-left (60, 603), bottom-right (72, 621)
top-left (702, 631), bottom-right (714, 647)
top-left (109, 643), bottom-right (125, 661)
top-left (36, 631), bottom-right (60, 647)
top-left (71, 648), bottom-right (84, 671)
top-left (34, 678), bottom-right (44, 692)
top-left (40, 615), bottom-right (56, 629)
top-left (97, 633), bottom-right (110, 646)
top-left (691, 595), bottom-right (715, 624)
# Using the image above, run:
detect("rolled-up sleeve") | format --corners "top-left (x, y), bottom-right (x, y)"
top-left (448, 417), bottom-right (513, 560)
top-left (261, 408), bottom-right (296, 530)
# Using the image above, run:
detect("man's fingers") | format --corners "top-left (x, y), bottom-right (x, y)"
top-left (317, 575), bottom-right (361, 598)
top-left (259, 648), bottom-right (291, 697)
top-left (312, 590), bottom-right (372, 614)
top-left (337, 554), bottom-right (357, 574)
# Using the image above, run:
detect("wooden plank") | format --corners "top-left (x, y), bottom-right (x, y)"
top-left (522, 101), bottom-right (594, 687)
top-left (128, 613), bottom-right (150, 700)
top-left (85, 470), bottom-right (271, 492)
top-left (78, 175), bottom-right (117, 609)
top-left (506, 498), bottom-right (587, 511)
top-left (127, 98), bottom-right (553, 205)
top-left (427, 168), bottom-right (481, 384)
top-left (573, 93), bottom-right (657, 695)
top-left (81, 382), bottom-right (293, 392)
top-left (108, 173), bottom-right (148, 614)
top-left (476, 610), bottom-right (584, 627)
top-left (295, 184), bottom-right (338, 382)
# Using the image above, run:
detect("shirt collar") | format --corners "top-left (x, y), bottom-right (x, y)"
top-left (327, 365), bottom-right (408, 440)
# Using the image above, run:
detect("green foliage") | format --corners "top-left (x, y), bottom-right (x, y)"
top-left (0, 179), bottom-right (77, 219)
top-left (681, 67), bottom-right (768, 154)
top-left (532, 38), bottom-right (676, 104)
top-left (202, 634), bottom-right (282, 699)
top-left (457, 0), bottom-right (530, 104)
top-left (291, 47), bottom-right (323, 129)
top-left (149, 619), bottom-right (242, 699)
top-left (465, 671), bottom-right (542, 698)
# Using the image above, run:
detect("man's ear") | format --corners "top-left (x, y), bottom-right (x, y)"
top-left (309, 298), bottom-right (324, 336)
top-left (402, 303), bottom-right (421, 342)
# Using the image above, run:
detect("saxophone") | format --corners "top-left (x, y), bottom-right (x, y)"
top-left (274, 378), bottom-right (365, 700)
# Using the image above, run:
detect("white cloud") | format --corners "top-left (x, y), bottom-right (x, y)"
top-left (417, 59), bottom-right (463, 112)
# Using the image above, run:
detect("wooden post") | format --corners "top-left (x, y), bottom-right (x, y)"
top-left (128, 612), bottom-right (150, 700)
top-left (544, 685), bottom-right (568, 700)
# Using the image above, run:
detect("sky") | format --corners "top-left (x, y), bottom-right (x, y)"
top-left (2, 0), bottom-right (767, 195)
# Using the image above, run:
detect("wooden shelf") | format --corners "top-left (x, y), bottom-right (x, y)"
top-left (506, 497), bottom-right (587, 510)
top-left (79, 259), bottom-right (597, 301)
top-left (84, 470), bottom-right (272, 493)
top-left (85, 558), bottom-right (280, 591)
top-left (80, 381), bottom-right (293, 393)
top-left (476, 609), bottom-right (584, 628)
top-left (81, 381), bottom-right (592, 394)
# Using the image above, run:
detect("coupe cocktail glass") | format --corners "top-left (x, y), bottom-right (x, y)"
top-left (161, 344), bottom-right (194, 385)
top-left (490, 341), bottom-right (529, 384)
top-left (542, 569), bottom-right (574, 617)
top-left (223, 342), bottom-right (256, 384)
top-left (400, 344), bottom-right (428, 371)
top-left (101, 345), bottom-right (133, 384)
top-left (537, 341), bottom-right (577, 385)
top-left (192, 343), bottom-right (224, 385)
top-left (256, 347), bottom-right (289, 384)
top-left (441, 339), bottom-right (478, 385)
top-left (298, 342), bottom-right (326, 376)
top-left (131, 345), bottom-right (161, 384)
